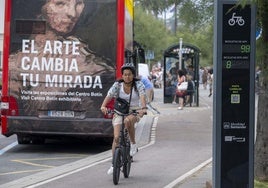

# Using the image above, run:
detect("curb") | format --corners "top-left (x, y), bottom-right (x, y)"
top-left (163, 158), bottom-right (212, 188)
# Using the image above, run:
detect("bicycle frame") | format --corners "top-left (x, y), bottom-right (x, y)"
top-left (112, 112), bottom-right (132, 185)
top-left (117, 115), bottom-right (131, 164)
top-left (112, 109), bottom-right (146, 185)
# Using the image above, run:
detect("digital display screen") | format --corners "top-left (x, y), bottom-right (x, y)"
top-left (222, 2), bottom-right (251, 70)
top-left (222, 44), bottom-right (250, 54)
top-left (222, 59), bottom-right (249, 69)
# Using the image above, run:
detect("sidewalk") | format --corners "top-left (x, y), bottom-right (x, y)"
top-left (173, 161), bottom-right (212, 188)
top-left (151, 87), bottom-right (213, 188)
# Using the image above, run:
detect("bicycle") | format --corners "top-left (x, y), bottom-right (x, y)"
top-left (112, 109), bottom-right (146, 185)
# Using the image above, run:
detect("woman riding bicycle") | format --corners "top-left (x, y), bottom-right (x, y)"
top-left (100, 63), bottom-right (147, 175)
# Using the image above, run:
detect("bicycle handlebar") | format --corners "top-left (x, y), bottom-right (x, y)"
top-left (113, 109), bottom-right (147, 116)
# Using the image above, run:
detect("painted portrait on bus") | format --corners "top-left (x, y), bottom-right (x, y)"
top-left (8, 0), bottom-right (117, 130)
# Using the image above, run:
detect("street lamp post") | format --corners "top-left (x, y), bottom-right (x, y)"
top-left (179, 38), bottom-right (183, 70)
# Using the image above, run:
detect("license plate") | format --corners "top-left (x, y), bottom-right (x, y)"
top-left (48, 111), bottom-right (74, 118)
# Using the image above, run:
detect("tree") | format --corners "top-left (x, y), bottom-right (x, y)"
top-left (134, 0), bottom-right (169, 17)
top-left (135, 0), bottom-right (185, 33)
top-left (236, 0), bottom-right (268, 181)
top-left (134, 5), bottom-right (176, 61)
top-left (253, 0), bottom-right (268, 181)
top-left (134, 0), bottom-right (214, 66)
top-left (178, 0), bottom-right (213, 32)
top-left (173, 0), bottom-right (214, 65)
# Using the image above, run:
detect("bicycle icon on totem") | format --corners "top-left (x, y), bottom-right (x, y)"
top-left (228, 12), bottom-right (245, 26)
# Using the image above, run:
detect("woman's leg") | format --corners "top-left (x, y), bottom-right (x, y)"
top-left (146, 89), bottom-right (153, 103)
top-left (124, 114), bottom-right (137, 144)
top-left (112, 124), bottom-right (120, 155)
top-left (124, 114), bottom-right (139, 156)
top-left (173, 94), bottom-right (177, 103)
top-left (111, 114), bottom-right (122, 155)
top-left (178, 96), bottom-right (184, 109)
top-left (107, 122), bottom-right (121, 175)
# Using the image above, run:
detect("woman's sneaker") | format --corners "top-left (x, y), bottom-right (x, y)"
top-left (130, 144), bottom-right (137, 156)
top-left (107, 166), bottom-right (113, 175)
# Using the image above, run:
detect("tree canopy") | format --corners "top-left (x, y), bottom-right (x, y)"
top-left (134, 0), bottom-right (214, 67)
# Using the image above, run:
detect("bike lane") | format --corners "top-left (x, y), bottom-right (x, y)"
top-left (0, 88), bottom-right (213, 188)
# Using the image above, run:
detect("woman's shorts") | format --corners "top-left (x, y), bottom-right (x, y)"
top-left (112, 112), bottom-right (141, 126)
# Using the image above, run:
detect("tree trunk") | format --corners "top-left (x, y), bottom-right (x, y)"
top-left (174, 3), bottom-right (178, 34)
top-left (254, 0), bottom-right (268, 181)
top-left (254, 93), bottom-right (268, 181)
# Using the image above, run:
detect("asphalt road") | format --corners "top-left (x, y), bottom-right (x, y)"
top-left (0, 135), bottom-right (110, 185)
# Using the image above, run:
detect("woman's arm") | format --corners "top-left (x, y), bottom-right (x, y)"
top-left (100, 96), bottom-right (113, 115)
top-left (140, 94), bottom-right (147, 109)
top-left (100, 82), bottom-right (119, 115)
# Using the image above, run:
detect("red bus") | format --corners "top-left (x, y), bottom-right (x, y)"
top-left (1, 0), bottom-right (135, 144)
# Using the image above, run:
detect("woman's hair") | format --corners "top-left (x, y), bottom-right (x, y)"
top-left (208, 69), bottom-right (213, 74)
top-left (178, 70), bottom-right (185, 77)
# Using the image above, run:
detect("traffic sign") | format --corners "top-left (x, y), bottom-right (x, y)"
top-left (145, 50), bottom-right (154, 60)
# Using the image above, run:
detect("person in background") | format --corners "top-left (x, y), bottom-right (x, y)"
top-left (199, 67), bottom-right (204, 85)
top-left (208, 68), bottom-right (213, 97)
top-left (202, 67), bottom-right (208, 90)
top-left (140, 75), bottom-right (154, 103)
top-left (151, 66), bottom-right (163, 88)
top-left (176, 70), bottom-right (187, 110)
top-left (186, 65), bottom-right (195, 80)
top-left (151, 65), bottom-right (158, 82)
top-left (170, 65), bottom-right (178, 104)
top-left (100, 63), bottom-right (147, 175)
top-left (185, 74), bottom-right (195, 106)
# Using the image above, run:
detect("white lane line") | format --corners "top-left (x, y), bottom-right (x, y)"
top-left (0, 169), bottom-right (47, 176)
top-left (0, 141), bottom-right (18, 155)
top-left (139, 116), bottom-right (158, 149)
top-left (163, 157), bottom-right (212, 188)
top-left (25, 158), bottom-right (112, 188)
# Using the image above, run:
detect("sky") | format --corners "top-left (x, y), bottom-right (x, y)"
top-left (158, 5), bottom-right (175, 20)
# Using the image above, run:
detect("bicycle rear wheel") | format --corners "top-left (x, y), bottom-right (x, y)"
top-left (123, 146), bottom-right (131, 178)
top-left (113, 148), bottom-right (122, 185)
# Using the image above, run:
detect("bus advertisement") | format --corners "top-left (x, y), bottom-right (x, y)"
top-left (1, 0), bottom-right (134, 144)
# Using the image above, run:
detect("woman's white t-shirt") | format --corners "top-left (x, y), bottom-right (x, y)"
top-left (119, 85), bottom-right (140, 108)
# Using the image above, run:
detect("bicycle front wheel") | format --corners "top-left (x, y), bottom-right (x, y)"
top-left (113, 148), bottom-right (122, 185)
top-left (123, 146), bottom-right (131, 178)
